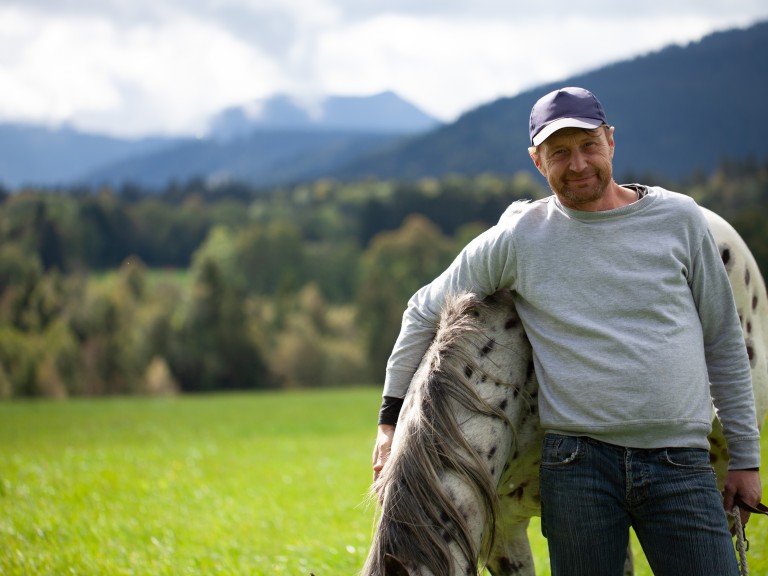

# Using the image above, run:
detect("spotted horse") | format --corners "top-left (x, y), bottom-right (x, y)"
top-left (361, 207), bottom-right (768, 576)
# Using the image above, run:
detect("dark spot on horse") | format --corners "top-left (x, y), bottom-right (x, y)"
top-left (754, 295), bottom-right (759, 310)
top-left (497, 557), bottom-right (525, 572)
top-left (506, 481), bottom-right (528, 500)
top-left (499, 398), bottom-right (508, 411)
top-left (747, 320), bottom-right (752, 334)
top-left (487, 446), bottom-right (498, 460)
top-left (529, 404), bottom-right (538, 415)
top-left (513, 388), bottom-right (519, 399)
top-left (481, 374), bottom-right (487, 383)
top-left (441, 529), bottom-right (453, 544)
top-left (464, 365), bottom-right (473, 379)
top-left (505, 316), bottom-right (519, 330)
top-left (745, 268), bottom-right (751, 286)
top-left (720, 246), bottom-right (731, 267)
top-left (481, 340), bottom-right (495, 356)
top-left (746, 342), bottom-right (755, 366)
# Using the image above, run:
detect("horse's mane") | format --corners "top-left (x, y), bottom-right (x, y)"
top-left (363, 291), bottom-right (518, 576)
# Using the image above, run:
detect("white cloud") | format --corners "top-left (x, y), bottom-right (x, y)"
top-left (0, 6), bottom-right (283, 136)
top-left (310, 13), bottom-right (738, 121)
top-left (311, 15), bottom-right (526, 119)
top-left (81, 16), bottom-right (283, 136)
top-left (0, 11), bottom-right (123, 121)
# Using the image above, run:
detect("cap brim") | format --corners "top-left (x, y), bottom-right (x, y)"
top-left (532, 117), bottom-right (604, 146)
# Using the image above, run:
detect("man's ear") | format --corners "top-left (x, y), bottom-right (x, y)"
top-left (529, 147), bottom-right (545, 175)
top-left (607, 126), bottom-right (616, 159)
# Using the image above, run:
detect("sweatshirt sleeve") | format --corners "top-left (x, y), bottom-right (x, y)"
top-left (690, 212), bottom-right (761, 469)
top-left (382, 222), bottom-right (518, 399)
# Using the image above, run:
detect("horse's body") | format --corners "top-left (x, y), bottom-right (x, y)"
top-left (362, 207), bottom-right (768, 576)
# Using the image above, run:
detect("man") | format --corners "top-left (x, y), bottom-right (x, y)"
top-left (372, 87), bottom-right (762, 575)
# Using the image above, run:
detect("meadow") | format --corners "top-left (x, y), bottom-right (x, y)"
top-left (1, 388), bottom-right (766, 575)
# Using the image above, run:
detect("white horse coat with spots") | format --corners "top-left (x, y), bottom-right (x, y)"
top-left (362, 207), bottom-right (767, 576)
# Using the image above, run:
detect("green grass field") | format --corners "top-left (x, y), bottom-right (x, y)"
top-left (1, 389), bottom-right (766, 575)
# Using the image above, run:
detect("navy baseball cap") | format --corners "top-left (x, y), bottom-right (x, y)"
top-left (529, 87), bottom-right (608, 146)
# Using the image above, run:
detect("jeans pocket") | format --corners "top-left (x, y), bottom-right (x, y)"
top-left (661, 447), bottom-right (712, 471)
top-left (541, 434), bottom-right (582, 468)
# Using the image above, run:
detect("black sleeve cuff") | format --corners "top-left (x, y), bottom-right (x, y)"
top-left (378, 396), bottom-right (404, 426)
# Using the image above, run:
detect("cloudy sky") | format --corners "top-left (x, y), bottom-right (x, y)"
top-left (2, 0), bottom-right (767, 138)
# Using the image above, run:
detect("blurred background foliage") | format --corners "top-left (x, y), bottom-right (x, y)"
top-left (0, 159), bottom-right (766, 399)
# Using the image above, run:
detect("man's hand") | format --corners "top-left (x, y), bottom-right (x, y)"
top-left (723, 469), bottom-right (762, 527)
top-left (372, 424), bottom-right (396, 482)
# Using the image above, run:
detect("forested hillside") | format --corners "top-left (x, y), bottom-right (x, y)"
top-left (1, 158), bottom-right (766, 399)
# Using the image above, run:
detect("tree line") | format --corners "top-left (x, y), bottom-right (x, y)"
top-left (1, 160), bottom-right (766, 399)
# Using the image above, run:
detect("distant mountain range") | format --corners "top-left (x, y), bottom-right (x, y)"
top-left (0, 92), bottom-right (441, 189)
top-left (0, 124), bottom-right (180, 189)
top-left (2, 20), bottom-right (767, 190)
top-left (207, 90), bottom-right (440, 140)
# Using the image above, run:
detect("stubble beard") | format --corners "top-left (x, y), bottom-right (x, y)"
top-left (552, 168), bottom-right (613, 210)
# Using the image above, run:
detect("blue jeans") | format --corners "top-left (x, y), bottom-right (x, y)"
top-left (540, 434), bottom-right (739, 576)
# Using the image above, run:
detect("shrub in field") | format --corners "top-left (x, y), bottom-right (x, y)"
top-left (0, 326), bottom-right (38, 397)
top-left (170, 253), bottom-right (271, 392)
top-left (143, 356), bottom-right (180, 396)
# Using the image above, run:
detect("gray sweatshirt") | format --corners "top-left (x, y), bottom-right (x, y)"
top-left (384, 186), bottom-right (760, 469)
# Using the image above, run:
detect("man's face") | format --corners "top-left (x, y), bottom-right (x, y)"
top-left (532, 126), bottom-right (615, 210)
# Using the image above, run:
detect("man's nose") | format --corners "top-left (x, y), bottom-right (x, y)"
top-left (569, 150), bottom-right (588, 172)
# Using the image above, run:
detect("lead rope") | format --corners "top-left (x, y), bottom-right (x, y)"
top-left (730, 506), bottom-right (749, 576)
